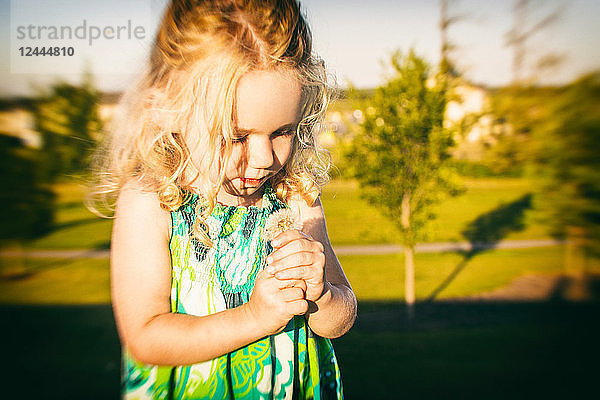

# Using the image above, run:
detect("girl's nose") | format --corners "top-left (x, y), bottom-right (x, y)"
top-left (247, 135), bottom-right (274, 169)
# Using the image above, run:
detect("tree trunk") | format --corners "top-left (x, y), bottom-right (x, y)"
top-left (404, 245), bottom-right (416, 319)
top-left (563, 226), bottom-right (589, 301)
top-left (401, 192), bottom-right (415, 317)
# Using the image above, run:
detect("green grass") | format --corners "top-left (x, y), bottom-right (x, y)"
top-left (0, 258), bottom-right (110, 304)
top-left (341, 245), bottom-right (600, 301)
top-left (28, 182), bottom-right (113, 249)
top-left (2, 176), bottom-right (589, 307)
top-left (321, 177), bottom-right (549, 245)
top-left (428, 178), bottom-right (548, 241)
top-left (4, 176), bottom-right (574, 305)
top-left (2, 179), bottom-right (597, 399)
top-left (22, 176), bottom-right (551, 250)
top-left (3, 178), bottom-right (598, 400)
top-left (5, 246), bottom-right (599, 306)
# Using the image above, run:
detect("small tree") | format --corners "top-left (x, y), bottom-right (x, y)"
top-left (348, 50), bottom-right (461, 312)
top-left (33, 71), bottom-right (103, 182)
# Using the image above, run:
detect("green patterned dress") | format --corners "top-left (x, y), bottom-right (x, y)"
top-left (121, 185), bottom-right (344, 399)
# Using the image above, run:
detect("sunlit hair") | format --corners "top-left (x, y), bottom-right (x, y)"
top-left (87, 0), bottom-right (332, 246)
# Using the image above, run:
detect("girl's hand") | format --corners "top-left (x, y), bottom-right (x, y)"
top-left (245, 268), bottom-right (308, 336)
top-left (266, 230), bottom-right (329, 303)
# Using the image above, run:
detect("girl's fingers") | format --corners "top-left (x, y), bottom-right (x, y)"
top-left (271, 229), bottom-right (311, 249)
top-left (268, 250), bottom-right (324, 276)
top-left (276, 278), bottom-right (306, 290)
top-left (287, 298), bottom-right (309, 315)
top-left (280, 287), bottom-right (305, 302)
top-left (268, 238), bottom-right (324, 268)
top-left (269, 236), bottom-right (321, 261)
top-left (261, 272), bottom-right (304, 288)
top-left (275, 265), bottom-right (320, 281)
top-left (272, 250), bottom-right (313, 268)
top-left (291, 278), bottom-right (307, 292)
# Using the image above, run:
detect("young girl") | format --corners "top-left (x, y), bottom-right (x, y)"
top-left (90, 0), bottom-right (356, 398)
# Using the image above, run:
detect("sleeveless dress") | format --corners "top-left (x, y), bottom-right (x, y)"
top-left (121, 185), bottom-right (344, 399)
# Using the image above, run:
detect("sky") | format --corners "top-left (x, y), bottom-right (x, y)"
top-left (0, 0), bottom-right (598, 97)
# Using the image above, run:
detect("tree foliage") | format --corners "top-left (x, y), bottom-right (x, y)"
top-left (531, 72), bottom-right (600, 253)
top-left (0, 135), bottom-right (55, 243)
top-left (348, 50), bottom-right (461, 247)
top-left (483, 85), bottom-right (559, 175)
top-left (33, 73), bottom-right (103, 182)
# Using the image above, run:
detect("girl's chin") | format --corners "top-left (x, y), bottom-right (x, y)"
top-left (217, 181), bottom-right (265, 206)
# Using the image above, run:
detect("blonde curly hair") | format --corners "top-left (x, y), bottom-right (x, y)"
top-left (87, 0), bottom-right (333, 246)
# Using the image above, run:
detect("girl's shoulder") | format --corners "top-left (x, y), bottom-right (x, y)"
top-left (115, 180), bottom-right (172, 240)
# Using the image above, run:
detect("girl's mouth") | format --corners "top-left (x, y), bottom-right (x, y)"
top-left (241, 177), bottom-right (264, 187)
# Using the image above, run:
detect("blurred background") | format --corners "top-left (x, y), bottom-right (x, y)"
top-left (1, 0), bottom-right (599, 398)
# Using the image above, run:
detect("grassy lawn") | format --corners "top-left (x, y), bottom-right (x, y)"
top-left (3, 301), bottom-right (598, 400)
top-left (2, 297), bottom-right (598, 399)
top-left (322, 177), bottom-right (549, 245)
top-left (4, 246), bottom-right (600, 306)
top-left (28, 182), bottom-right (112, 249)
top-left (2, 243), bottom-right (599, 399)
top-left (22, 176), bottom-right (551, 250)
top-left (341, 245), bottom-right (600, 301)
top-left (3, 178), bottom-right (597, 399)
top-left (0, 258), bottom-right (110, 304)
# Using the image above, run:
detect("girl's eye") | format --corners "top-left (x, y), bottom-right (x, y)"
top-left (232, 136), bottom-right (247, 143)
top-left (272, 129), bottom-right (294, 138)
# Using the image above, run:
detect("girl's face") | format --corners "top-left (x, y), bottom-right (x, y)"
top-left (217, 69), bottom-right (302, 207)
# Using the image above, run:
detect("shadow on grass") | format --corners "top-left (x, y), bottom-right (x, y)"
top-left (93, 240), bottom-right (111, 250)
top-left (335, 297), bottom-right (600, 399)
top-left (0, 255), bottom-right (60, 281)
top-left (426, 194), bottom-right (533, 301)
top-left (51, 216), bottom-right (106, 232)
top-left (0, 304), bottom-right (120, 400)
top-left (57, 201), bottom-right (86, 211)
top-left (2, 283), bottom-right (599, 400)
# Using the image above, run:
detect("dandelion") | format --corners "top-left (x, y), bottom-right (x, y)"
top-left (264, 208), bottom-right (302, 241)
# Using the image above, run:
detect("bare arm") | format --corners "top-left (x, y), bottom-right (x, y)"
top-left (267, 197), bottom-right (357, 338)
top-left (111, 184), bottom-right (307, 366)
